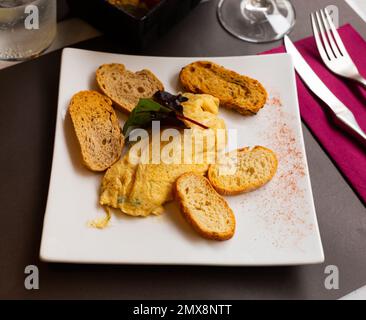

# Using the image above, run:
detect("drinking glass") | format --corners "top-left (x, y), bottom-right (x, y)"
top-left (0, 0), bottom-right (56, 60)
top-left (217, 0), bottom-right (295, 43)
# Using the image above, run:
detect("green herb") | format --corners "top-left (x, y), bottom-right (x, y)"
top-left (130, 198), bottom-right (142, 206)
top-left (122, 91), bottom-right (209, 138)
top-left (122, 98), bottom-right (173, 137)
top-left (117, 196), bottom-right (127, 204)
top-left (154, 91), bottom-right (209, 129)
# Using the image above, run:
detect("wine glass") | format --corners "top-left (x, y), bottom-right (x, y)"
top-left (217, 0), bottom-right (296, 43)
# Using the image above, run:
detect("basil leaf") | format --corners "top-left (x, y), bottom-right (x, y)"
top-left (122, 98), bottom-right (174, 137)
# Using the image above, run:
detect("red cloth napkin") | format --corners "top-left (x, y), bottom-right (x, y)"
top-left (262, 24), bottom-right (366, 204)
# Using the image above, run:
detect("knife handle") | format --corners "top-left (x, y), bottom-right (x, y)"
top-left (335, 110), bottom-right (366, 144)
top-left (353, 74), bottom-right (366, 90)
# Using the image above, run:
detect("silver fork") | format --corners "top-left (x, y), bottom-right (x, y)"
top-left (311, 8), bottom-right (366, 88)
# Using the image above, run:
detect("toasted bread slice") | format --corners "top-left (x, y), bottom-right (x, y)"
top-left (96, 63), bottom-right (164, 113)
top-left (68, 90), bottom-right (124, 172)
top-left (208, 146), bottom-right (278, 195)
top-left (175, 173), bottom-right (235, 240)
top-left (179, 61), bottom-right (268, 115)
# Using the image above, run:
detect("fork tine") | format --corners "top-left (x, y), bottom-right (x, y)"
top-left (315, 10), bottom-right (335, 59)
top-left (320, 9), bottom-right (341, 57)
top-left (311, 13), bottom-right (330, 62)
top-left (324, 8), bottom-right (348, 56)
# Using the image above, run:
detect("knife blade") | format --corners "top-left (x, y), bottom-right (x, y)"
top-left (284, 35), bottom-right (366, 142)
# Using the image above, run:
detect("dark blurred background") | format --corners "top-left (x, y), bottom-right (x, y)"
top-left (57, 0), bottom-right (72, 21)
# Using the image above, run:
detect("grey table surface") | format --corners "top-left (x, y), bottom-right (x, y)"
top-left (0, 0), bottom-right (365, 299)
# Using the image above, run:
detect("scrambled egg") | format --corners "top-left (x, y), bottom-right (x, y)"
top-left (100, 93), bottom-right (227, 217)
top-left (182, 93), bottom-right (226, 131)
top-left (182, 93), bottom-right (227, 152)
top-left (100, 133), bottom-right (208, 217)
top-left (88, 207), bottom-right (112, 229)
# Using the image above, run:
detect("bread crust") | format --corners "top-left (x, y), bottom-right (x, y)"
top-left (179, 61), bottom-right (268, 115)
top-left (175, 173), bottom-right (235, 241)
top-left (208, 146), bottom-right (278, 195)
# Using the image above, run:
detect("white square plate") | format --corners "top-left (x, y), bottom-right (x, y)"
top-left (40, 48), bottom-right (324, 265)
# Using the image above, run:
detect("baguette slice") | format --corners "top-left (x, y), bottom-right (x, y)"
top-left (208, 146), bottom-right (278, 195)
top-left (68, 90), bottom-right (124, 172)
top-left (179, 61), bottom-right (268, 115)
top-left (96, 63), bottom-right (164, 113)
top-left (175, 173), bottom-right (235, 241)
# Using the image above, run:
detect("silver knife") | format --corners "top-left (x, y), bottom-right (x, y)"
top-left (284, 35), bottom-right (366, 143)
